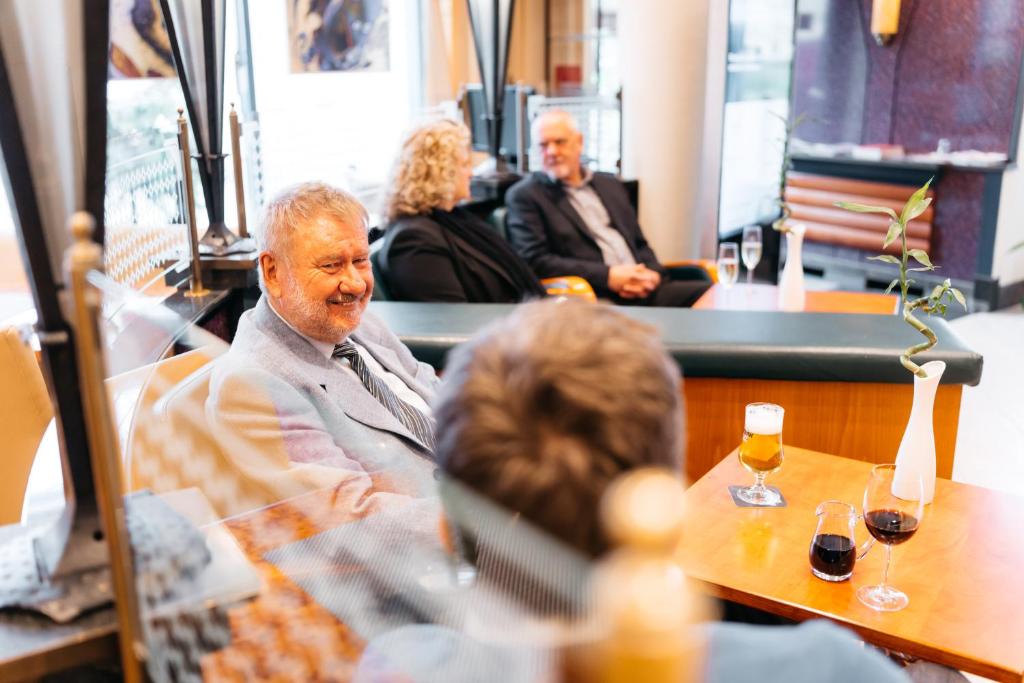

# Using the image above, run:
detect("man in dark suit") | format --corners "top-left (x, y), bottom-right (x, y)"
top-left (505, 110), bottom-right (709, 306)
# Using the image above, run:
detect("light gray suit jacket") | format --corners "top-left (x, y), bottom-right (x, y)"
top-left (205, 297), bottom-right (441, 513)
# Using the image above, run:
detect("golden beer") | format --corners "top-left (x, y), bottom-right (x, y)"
top-left (735, 403), bottom-right (785, 506)
top-left (739, 431), bottom-right (783, 474)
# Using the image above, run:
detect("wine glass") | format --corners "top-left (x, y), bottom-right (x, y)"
top-left (741, 225), bottom-right (763, 283)
top-left (857, 464), bottom-right (925, 612)
top-left (736, 403), bottom-right (784, 506)
top-left (717, 243), bottom-right (739, 290)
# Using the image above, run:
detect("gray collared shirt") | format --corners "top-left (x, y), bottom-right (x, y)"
top-left (560, 170), bottom-right (635, 266)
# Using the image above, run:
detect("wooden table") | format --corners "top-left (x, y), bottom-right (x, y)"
top-left (679, 446), bottom-right (1024, 682)
top-left (694, 282), bottom-right (899, 314)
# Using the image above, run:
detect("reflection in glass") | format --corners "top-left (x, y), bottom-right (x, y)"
top-left (717, 243), bottom-right (740, 289)
top-left (717, 0), bottom-right (795, 236)
top-left (741, 224), bottom-right (763, 283)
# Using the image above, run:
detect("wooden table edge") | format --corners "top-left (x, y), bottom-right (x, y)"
top-left (692, 283), bottom-right (900, 315)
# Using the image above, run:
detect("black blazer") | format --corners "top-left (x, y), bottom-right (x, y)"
top-left (378, 212), bottom-right (530, 303)
top-left (505, 171), bottom-right (664, 298)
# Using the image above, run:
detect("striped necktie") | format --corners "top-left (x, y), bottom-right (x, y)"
top-left (333, 340), bottom-right (435, 451)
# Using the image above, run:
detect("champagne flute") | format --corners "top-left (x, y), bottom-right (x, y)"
top-left (717, 243), bottom-right (739, 290)
top-left (736, 403), bottom-right (784, 506)
top-left (741, 225), bottom-right (763, 283)
top-left (857, 464), bottom-right (924, 612)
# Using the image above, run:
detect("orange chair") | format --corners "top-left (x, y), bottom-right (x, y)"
top-left (540, 275), bottom-right (598, 301)
top-left (120, 347), bottom-right (219, 494)
top-left (0, 327), bottom-right (53, 524)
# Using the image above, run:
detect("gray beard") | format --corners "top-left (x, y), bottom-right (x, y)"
top-left (279, 281), bottom-right (360, 342)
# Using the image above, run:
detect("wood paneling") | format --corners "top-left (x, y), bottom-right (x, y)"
top-left (800, 219), bottom-right (930, 253)
top-left (679, 447), bottom-right (1024, 682)
top-left (787, 171), bottom-right (935, 201)
top-left (785, 170), bottom-right (935, 253)
top-left (682, 377), bottom-right (962, 483)
top-left (784, 185), bottom-right (935, 224)
top-left (787, 202), bottom-right (932, 238)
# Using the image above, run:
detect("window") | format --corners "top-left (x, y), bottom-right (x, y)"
top-left (247, 1), bottom-right (423, 221)
top-left (104, 0), bottom-right (259, 293)
top-left (104, 78), bottom-right (189, 295)
top-left (547, 0), bottom-right (620, 97)
top-left (717, 0), bottom-right (796, 236)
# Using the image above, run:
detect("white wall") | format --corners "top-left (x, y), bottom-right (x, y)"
top-left (993, 113), bottom-right (1024, 285)
top-left (248, 2), bottom-right (417, 207)
top-left (618, 0), bottom-right (712, 261)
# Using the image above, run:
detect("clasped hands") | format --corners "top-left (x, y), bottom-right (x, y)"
top-left (608, 263), bottom-right (661, 299)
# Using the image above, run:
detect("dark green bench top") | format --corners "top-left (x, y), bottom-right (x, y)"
top-left (368, 302), bottom-right (984, 386)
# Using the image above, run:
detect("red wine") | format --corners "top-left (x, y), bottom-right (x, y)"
top-left (810, 533), bottom-right (855, 578)
top-left (864, 509), bottom-right (919, 545)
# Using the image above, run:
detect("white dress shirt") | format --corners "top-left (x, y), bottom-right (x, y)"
top-left (561, 169), bottom-right (636, 267)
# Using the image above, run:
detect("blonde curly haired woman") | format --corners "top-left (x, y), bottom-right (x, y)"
top-left (378, 119), bottom-right (545, 302)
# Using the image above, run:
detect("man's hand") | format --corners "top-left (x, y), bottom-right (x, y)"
top-left (608, 264), bottom-right (661, 299)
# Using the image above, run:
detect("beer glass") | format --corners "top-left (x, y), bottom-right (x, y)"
top-left (717, 243), bottom-right (739, 289)
top-left (857, 464), bottom-right (925, 611)
top-left (736, 403), bottom-right (784, 505)
top-left (741, 225), bottom-right (763, 283)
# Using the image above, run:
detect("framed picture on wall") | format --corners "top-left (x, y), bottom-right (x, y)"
top-left (109, 0), bottom-right (176, 78)
top-left (287, 0), bottom-right (390, 73)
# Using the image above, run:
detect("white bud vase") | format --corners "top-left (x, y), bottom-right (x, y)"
top-left (891, 360), bottom-right (946, 504)
top-left (778, 224), bottom-right (806, 311)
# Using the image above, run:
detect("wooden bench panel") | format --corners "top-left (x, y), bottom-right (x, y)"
top-left (788, 203), bottom-right (932, 239)
top-left (785, 171), bottom-right (934, 253)
top-left (787, 172), bottom-right (936, 202)
top-left (800, 220), bottom-right (929, 254)
top-left (683, 377), bottom-right (961, 483)
top-left (784, 186), bottom-right (934, 224)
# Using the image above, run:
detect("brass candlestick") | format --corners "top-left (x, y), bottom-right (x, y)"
top-left (582, 469), bottom-right (706, 683)
top-left (229, 103), bottom-right (248, 238)
top-left (176, 108), bottom-right (210, 298)
top-left (66, 212), bottom-right (147, 683)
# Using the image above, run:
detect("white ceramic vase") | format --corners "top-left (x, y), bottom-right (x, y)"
top-left (778, 224), bottom-right (806, 311)
top-left (891, 360), bottom-right (946, 504)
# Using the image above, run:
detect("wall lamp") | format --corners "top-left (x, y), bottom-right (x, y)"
top-left (871, 0), bottom-right (901, 46)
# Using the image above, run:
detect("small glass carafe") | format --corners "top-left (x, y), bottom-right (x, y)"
top-left (808, 500), bottom-right (874, 582)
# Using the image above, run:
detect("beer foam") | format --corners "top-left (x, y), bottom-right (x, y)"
top-left (745, 404), bottom-right (784, 435)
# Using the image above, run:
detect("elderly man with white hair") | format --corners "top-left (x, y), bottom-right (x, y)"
top-left (506, 110), bottom-right (710, 307)
top-left (205, 182), bottom-right (439, 513)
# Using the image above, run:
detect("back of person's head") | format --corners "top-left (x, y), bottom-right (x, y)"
top-left (382, 118), bottom-right (471, 222)
top-left (434, 299), bottom-right (683, 559)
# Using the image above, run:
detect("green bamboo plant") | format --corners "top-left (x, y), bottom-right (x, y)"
top-left (835, 179), bottom-right (966, 378)
top-left (772, 112), bottom-right (808, 233)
